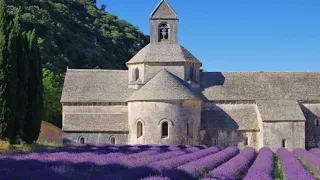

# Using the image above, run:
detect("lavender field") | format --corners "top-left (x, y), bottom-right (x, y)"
top-left (0, 144), bottom-right (320, 180)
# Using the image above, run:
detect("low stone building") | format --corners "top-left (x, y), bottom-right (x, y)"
top-left (61, 0), bottom-right (320, 151)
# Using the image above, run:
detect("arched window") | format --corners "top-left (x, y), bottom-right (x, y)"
top-left (161, 122), bottom-right (168, 138)
top-left (159, 23), bottom-right (169, 41)
top-left (79, 137), bottom-right (85, 144)
top-left (110, 137), bottom-right (116, 144)
top-left (244, 137), bottom-right (249, 146)
top-left (187, 122), bottom-right (193, 137)
top-left (282, 139), bottom-right (287, 148)
top-left (315, 119), bottom-right (320, 126)
top-left (137, 121), bottom-right (143, 138)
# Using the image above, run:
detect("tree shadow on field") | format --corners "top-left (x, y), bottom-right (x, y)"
top-left (0, 158), bottom-right (130, 180)
top-left (0, 140), bottom-right (209, 180)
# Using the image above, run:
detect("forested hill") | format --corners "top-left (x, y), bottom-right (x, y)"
top-left (7, 0), bottom-right (149, 72)
top-left (6, 0), bottom-right (149, 128)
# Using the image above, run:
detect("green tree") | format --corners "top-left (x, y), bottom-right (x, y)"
top-left (0, 0), bottom-right (10, 139)
top-left (43, 68), bottom-right (62, 128)
top-left (11, 9), bottom-right (29, 143)
top-left (22, 29), bottom-right (43, 143)
top-left (6, 7), bottom-right (21, 142)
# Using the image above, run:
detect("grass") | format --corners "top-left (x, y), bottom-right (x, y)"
top-left (0, 140), bottom-right (63, 153)
top-left (273, 153), bottom-right (286, 180)
top-left (296, 155), bottom-right (320, 180)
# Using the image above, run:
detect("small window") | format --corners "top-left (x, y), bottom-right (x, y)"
top-left (187, 122), bottom-right (193, 137)
top-left (159, 23), bottom-right (169, 41)
top-left (244, 137), bottom-right (249, 146)
top-left (189, 65), bottom-right (194, 80)
top-left (135, 68), bottom-right (139, 80)
top-left (282, 139), bottom-right (287, 148)
top-left (213, 138), bottom-right (218, 146)
top-left (79, 137), bottom-right (85, 144)
top-left (162, 122), bottom-right (168, 138)
top-left (315, 119), bottom-right (320, 126)
top-left (110, 137), bottom-right (116, 144)
top-left (137, 121), bottom-right (143, 138)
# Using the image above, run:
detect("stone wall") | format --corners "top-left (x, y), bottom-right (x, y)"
top-left (263, 121), bottom-right (305, 151)
top-left (128, 100), bottom-right (201, 145)
top-left (62, 103), bottom-right (129, 144)
top-left (300, 103), bottom-right (320, 149)
top-left (63, 132), bottom-right (128, 144)
top-left (200, 130), bottom-right (260, 150)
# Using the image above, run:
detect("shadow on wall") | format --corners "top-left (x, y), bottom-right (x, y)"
top-left (201, 104), bottom-right (241, 147)
top-left (300, 104), bottom-right (319, 150)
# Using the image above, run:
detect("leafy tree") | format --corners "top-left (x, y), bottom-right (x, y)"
top-left (43, 68), bottom-right (62, 128)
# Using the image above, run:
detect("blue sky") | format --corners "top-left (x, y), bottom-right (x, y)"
top-left (96, 0), bottom-right (320, 72)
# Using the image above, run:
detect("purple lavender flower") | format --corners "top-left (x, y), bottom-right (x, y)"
top-left (309, 148), bottom-right (320, 158)
top-left (162, 146), bottom-right (239, 180)
top-left (243, 147), bottom-right (274, 180)
top-left (277, 148), bottom-right (316, 180)
top-left (141, 176), bottom-right (170, 180)
top-left (294, 148), bottom-right (320, 177)
top-left (206, 147), bottom-right (256, 180)
top-left (103, 147), bottom-right (201, 180)
top-left (150, 146), bottom-right (221, 172)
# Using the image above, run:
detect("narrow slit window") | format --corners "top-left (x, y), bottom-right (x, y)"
top-left (282, 139), bottom-right (287, 148)
top-left (244, 137), bottom-right (249, 146)
top-left (162, 122), bottom-right (168, 138)
top-left (213, 138), bottom-right (218, 146)
top-left (135, 68), bottom-right (139, 80)
top-left (137, 121), bottom-right (143, 138)
top-left (187, 122), bottom-right (193, 137)
top-left (315, 119), bottom-right (320, 126)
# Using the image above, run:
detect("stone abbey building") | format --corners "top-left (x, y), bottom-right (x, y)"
top-left (61, 0), bottom-right (320, 151)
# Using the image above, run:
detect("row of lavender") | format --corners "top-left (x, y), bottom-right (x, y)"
top-left (141, 147), bottom-right (320, 180)
top-left (1, 143), bottom-right (320, 180)
top-left (0, 145), bottom-right (206, 179)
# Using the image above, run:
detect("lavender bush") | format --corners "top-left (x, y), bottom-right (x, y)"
top-left (206, 147), bottom-right (256, 180)
top-left (277, 148), bottom-right (316, 180)
top-left (149, 146), bottom-right (221, 172)
top-left (310, 148), bottom-right (320, 158)
top-left (243, 147), bottom-right (274, 180)
top-left (103, 147), bottom-right (201, 180)
top-left (162, 146), bottom-right (239, 180)
top-left (141, 176), bottom-right (170, 180)
top-left (294, 148), bottom-right (320, 177)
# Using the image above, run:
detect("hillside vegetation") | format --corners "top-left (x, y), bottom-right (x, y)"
top-left (7, 0), bottom-right (150, 128)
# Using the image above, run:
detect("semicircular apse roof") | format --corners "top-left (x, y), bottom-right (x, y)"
top-left (127, 69), bottom-right (201, 102)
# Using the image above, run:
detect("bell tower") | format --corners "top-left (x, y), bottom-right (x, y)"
top-left (150, 0), bottom-right (178, 43)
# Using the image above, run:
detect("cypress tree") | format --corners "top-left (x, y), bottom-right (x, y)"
top-left (22, 30), bottom-right (43, 143)
top-left (5, 6), bottom-right (20, 142)
top-left (0, 0), bottom-right (9, 139)
top-left (10, 8), bottom-right (26, 143)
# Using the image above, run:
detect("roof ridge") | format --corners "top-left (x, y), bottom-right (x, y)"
top-left (67, 69), bottom-right (127, 72)
top-left (203, 71), bottom-right (320, 73)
